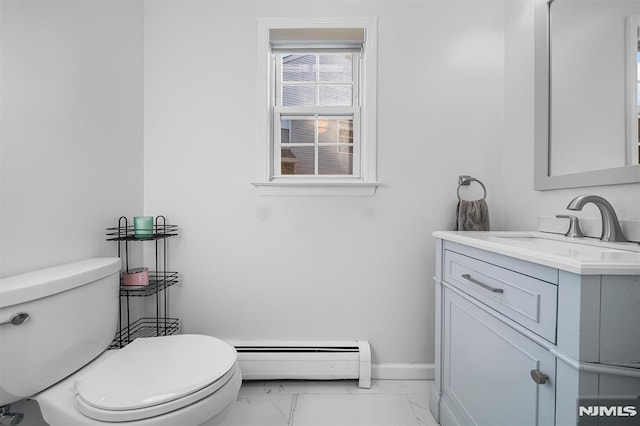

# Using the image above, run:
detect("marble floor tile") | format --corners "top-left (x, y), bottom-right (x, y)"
top-left (219, 380), bottom-right (437, 426)
top-left (407, 393), bottom-right (438, 426)
top-left (219, 394), bottom-right (293, 426)
top-left (290, 393), bottom-right (421, 426)
top-left (10, 379), bottom-right (437, 426)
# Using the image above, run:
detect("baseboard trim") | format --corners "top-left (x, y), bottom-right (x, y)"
top-left (372, 363), bottom-right (434, 380)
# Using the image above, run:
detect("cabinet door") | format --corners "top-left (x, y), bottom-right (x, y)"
top-left (442, 288), bottom-right (555, 426)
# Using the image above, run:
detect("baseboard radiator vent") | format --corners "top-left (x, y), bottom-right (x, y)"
top-left (228, 340), bottom-right (371, 389)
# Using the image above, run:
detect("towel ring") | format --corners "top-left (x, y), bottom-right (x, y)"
top-left (457, 177), bottom-right (487, 201)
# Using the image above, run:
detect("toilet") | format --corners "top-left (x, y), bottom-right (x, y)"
top-left (0, 258), bottom-right (241, 425)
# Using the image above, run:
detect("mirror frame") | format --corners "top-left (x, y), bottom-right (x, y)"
top-left (534, 0), bottom-right (640, 190)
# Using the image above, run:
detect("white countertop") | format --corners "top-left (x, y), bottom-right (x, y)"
top-left (433, 231), bottom-right (640, 275)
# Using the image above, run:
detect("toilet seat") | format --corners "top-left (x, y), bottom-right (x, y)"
top-left (74, 335), bottom-right (237, 422)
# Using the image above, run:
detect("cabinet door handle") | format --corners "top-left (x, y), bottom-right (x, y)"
top-left (461, 274), bottom-right (504, 293)
top-left (530, 369), bottom-right (549, 385)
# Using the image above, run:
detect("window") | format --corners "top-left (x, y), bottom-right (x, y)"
top-left (254, 18), bottom-right (379, 196)
top-left (276, 52), bottom-right (358, 176)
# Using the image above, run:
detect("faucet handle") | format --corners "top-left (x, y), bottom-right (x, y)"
top-left (556, 214), bottom-right (585, 238)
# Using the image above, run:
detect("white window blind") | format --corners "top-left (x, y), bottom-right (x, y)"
top-left (269, 28), bottom-right (365, 51)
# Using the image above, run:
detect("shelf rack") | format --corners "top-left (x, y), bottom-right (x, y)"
top-left (106, 215), bottom-right (181, 349)
top-left (108, 318), bottom-right (181, 349)
top-left (119, 271), bottom-right (179, 297)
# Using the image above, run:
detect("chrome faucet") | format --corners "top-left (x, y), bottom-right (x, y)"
top-left (566, 195), bottom-right (629, 242)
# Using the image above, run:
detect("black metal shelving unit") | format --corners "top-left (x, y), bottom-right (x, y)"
top-left (106, 215), bottom-right (180, 349)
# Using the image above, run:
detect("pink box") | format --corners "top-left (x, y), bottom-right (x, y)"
top-left (122, 268), bottom-right (149, 286)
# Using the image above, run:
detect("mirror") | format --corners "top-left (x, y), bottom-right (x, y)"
top-left (534, 0), bottom-right (640, 190)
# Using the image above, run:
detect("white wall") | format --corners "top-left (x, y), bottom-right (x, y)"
top-left (0, 0), bottom-right (145, 277)
top-left (503, 0), bottom-right (640, 233)
top-left (6, 0), bottom-right (634, 379)
top-left (143, 0), bottom-right (507, 367)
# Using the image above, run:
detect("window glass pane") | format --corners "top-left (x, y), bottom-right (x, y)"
top-left (284, 119), bottom-right (315, 144)
top-left (318, 146), bottom-right (353, 175)
top-left (280, 148), bottom-right (297, 174)
top-left (337, 145), bottom-right (354, 154)
top-left (319, 85), bottom-right (352, 106)
top-left (282, 54), bottom-right (316, 82)
top-left (319, 53), bottom-right (353, 82)
top-left (338, 120), bottom-right (353, 144)
top-left (317, 120), bottom-right (334, 143)
top-left (318, 119), bottom-right (353, 144)
top-left (282, 146), bottom-right (315, 175)
top-left (283, 85), bottom-right (315, 106)
top-left (280, 119), bottom-right (291, 143)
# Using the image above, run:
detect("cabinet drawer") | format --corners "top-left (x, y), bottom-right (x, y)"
top-left (444, 250), bottom-right (558, 343)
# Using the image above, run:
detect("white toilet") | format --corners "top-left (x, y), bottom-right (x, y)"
top-left (0, 258), bottom-right (242, 425)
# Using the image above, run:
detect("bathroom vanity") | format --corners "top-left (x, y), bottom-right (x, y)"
top-left (430, 231), bottom-right (640, 426)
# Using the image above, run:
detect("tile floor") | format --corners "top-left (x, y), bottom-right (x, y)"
top-left (219, 380), bottom-right (439, 426)
top-left (12, 379), bottom-right (438, 426)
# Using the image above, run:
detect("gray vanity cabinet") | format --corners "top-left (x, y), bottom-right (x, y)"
top-left (431, 237), bottom-right (640, 426)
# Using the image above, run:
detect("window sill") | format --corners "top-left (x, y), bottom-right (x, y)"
top-left (251, 180), bottom-right (381, 197)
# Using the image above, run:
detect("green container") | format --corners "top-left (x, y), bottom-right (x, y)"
top-left (133, 216), bottom-right (154, 238)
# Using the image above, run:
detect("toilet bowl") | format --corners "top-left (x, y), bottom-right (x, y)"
top-left (34, 335), bottom-right (242, 426)
top-left (0, 258), bottom-right (241, 426)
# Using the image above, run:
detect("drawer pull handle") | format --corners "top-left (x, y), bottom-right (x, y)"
top-left (461, 274), bottom-right (504, 293)
top-left (530, 369), bottom-right (549, 385)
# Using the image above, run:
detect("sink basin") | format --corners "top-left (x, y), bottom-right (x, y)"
top-left (487, 235), bottom-right (640, 260)
top-left (433, 231), bottom-right (640, 275)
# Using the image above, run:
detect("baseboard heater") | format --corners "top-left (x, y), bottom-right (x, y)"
top-left (228, 340), bottom-right (371, 389)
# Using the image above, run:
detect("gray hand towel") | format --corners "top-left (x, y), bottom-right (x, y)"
top-left (456, 199), bottom-right (490, 231)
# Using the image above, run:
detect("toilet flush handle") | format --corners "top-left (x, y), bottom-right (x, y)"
top-left (0, 312), bottom-right (30, 326)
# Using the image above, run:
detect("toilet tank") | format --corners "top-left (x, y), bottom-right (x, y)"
top-left (0, 258), bottom-right (121, 406)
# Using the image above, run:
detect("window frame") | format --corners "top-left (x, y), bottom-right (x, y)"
top-left (253, 17), bottom-right (379, 196)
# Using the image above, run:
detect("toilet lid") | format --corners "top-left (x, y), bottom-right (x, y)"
top-left (75, 335), bottom-right (237, 413)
